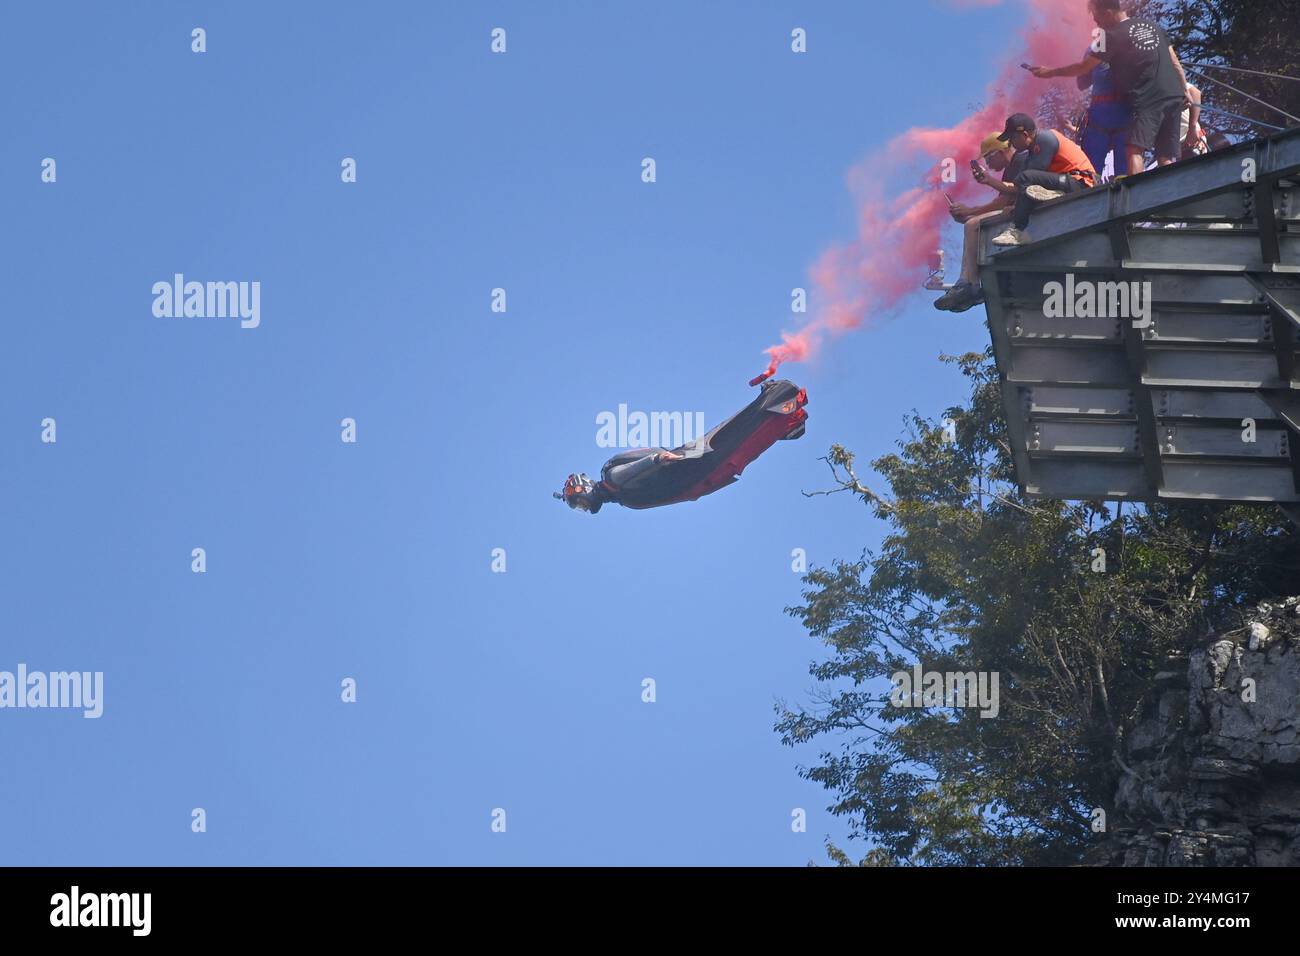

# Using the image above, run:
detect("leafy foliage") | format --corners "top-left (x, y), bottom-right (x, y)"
top-left (1139, 0), bottom-right (1300, 137)
top-left (778, 352), bottom-right (1300, 865)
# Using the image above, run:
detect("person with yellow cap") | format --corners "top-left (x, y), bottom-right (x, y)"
top-left (934, 131), bottom-right (1027, 312)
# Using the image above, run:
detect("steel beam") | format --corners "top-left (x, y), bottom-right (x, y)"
top-left (1258, 390), bottom-right (1300, 494)
top-left (978, 126), bottom-right (1300, 506)
top-left (981, 272), bottom-right (1035, 493)
top-left (1246, 274), bottom-right (1300, 385)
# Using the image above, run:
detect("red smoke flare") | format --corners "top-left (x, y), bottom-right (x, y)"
top-left (755, 0), bottom-right (1094, 378)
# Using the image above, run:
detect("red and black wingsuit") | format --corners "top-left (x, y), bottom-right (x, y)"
top-left (556, 379), bottom-right (808, 513)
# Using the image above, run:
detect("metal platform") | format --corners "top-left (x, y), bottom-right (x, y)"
top-left (978, 126), bottom-right (1300, 504)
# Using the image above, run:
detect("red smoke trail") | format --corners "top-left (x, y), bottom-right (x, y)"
top-left (758, 0), bottom-right (1095, 378)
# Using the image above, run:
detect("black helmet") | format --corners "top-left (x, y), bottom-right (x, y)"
top-left (554, 473), bottom-right (603, 513)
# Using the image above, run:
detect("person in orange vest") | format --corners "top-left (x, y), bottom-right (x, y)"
top-left (991, 113), bottom-right (1098, 247)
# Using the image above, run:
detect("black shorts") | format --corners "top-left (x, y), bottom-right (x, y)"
top-left (1128, 97), bottom-right (1183, 161)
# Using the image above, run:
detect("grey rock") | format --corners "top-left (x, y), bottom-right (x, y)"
top-left (1090, 598), bottom-right (1300, 866)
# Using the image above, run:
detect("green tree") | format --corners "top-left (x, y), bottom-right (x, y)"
top-left (1140, 0), bottom-right (1300, 138)
top-left (777, 351), bottom-right (1300, 865)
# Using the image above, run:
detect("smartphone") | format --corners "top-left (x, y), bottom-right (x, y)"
top-left (944, 192), bottom-right (954, 205)
top-left (970, 160), bottom-right (982, 174)
top-left (1020, 63), bottom-right (1034, 70)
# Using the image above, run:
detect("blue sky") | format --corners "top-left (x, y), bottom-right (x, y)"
top-left (2, 1), bottom-right (1019, 864)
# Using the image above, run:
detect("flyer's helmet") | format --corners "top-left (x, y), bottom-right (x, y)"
top-left (554, 473), bottom-right (602, 513)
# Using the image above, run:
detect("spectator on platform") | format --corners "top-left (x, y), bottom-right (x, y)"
top-left (1027, 0), bottom-right (1193, 177)
top-left (1076, 59), bottom-right (1131, 178)
top-left (990, 114), bottom-right (1098, 248)
top-left (934, 132), bottom-right (1028, 312)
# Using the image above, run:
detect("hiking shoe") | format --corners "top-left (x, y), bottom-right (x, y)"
top-left (992, 227), bottom-right (1030, 246)
top-left (1025, 184), bottom-right (1065, 202)
top-left (933, 280), bottom-right (973, 311)
top-left (949, 284), bottom-right (986, 313)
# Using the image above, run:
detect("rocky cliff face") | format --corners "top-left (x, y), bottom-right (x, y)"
top-left (1093, 597), bottom-right (1300, 866)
